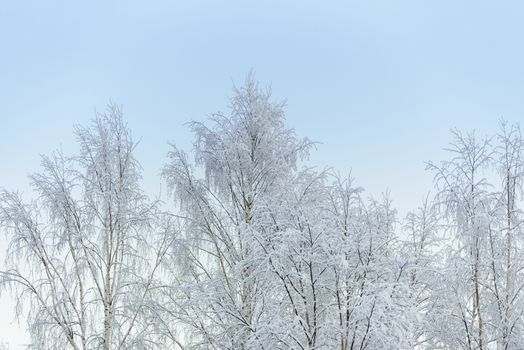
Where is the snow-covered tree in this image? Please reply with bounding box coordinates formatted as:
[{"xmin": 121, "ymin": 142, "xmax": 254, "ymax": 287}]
[
  {"xmin": 486, "ymin": 121, "xmax": 524, "ymax": 349},
  {"xmin": 0, "ymin": 105, "xmax": 174, "ymax": 350},
  {"xmin": 421, "ymin": 123, "xmax": 524, "ymax": 349},
  {"xmin": 160, "ymin": 74, "xmax": 419, "ymax": 350},
  {"xmin": 427, "ymin": 129, "xmax": 493, "ymax": 349},
  {"xmin": 161, "ymin": 72, "xmax": 312, "ymax": 349}
]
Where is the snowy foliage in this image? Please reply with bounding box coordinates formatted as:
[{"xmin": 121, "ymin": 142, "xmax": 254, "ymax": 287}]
[{"xmin": 2, "ymin": 74, "xmax": 524, "ymax": 350}]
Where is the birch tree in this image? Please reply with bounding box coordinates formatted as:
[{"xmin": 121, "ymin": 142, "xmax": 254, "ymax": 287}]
[
  {"xmin": 161, "ymin": 72, "xmax": 312, "ymax": 349},
  {"xmin": 427, "ymin": 129, "xmax": 493, "ymax": 349},
  {"xmin": 422, "ymin": 123, "xmax": 524, "ymax": 349},
  {"xmin": 0, "ymin": 105, "xmax": 173, "ymax": 350},
  {"xmin": 488, "ymin": 121, "xmax": 524, "ymax": 349}
]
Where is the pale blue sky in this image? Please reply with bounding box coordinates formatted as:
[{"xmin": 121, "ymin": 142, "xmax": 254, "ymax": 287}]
[{"xmin": 1, "ymin": 1, "xmax": 524, "ymax": 345}]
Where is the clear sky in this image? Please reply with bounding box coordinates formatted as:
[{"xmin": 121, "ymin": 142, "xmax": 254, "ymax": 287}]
[{"xmin": 1, "ymin": 0, "xmax": 524, "ymax": 347}]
